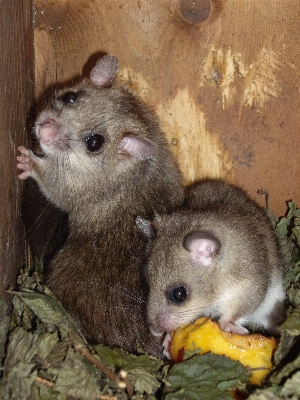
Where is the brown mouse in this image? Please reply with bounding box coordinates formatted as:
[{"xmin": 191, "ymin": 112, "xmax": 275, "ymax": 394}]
[
  {"xmin": 17, "ymin": 55, "xmax": 184, "ymax": 356},
  {"xmin": 137, "ymin": 179, "xmax": 286, "ymax": 343}
]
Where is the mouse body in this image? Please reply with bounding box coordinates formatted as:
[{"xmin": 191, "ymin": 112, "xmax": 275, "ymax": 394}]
[
  {"xmin": 17, "ymin": 55, "xmax": 184, "ymax": 356},
  {"xmin": 137, "ymin": 179, "xmax": 286, "ymax": 340}
]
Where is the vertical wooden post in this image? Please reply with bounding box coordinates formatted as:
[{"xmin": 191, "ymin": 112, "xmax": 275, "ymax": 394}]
[{"xmin": 0, "ymin": 1, "xmax": 34, "ymax": 304}]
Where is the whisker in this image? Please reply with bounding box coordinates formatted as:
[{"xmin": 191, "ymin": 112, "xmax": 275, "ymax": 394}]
[{"xmin": 90, "ymin": 280, "xmax": 146, "ymax": 304}]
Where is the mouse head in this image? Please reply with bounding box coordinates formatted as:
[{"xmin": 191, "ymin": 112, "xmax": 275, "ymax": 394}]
[
  {"xmin": 34, "ymin": 56, "xmax": 180, "ymax": 210},
  {"xmin": 36, "ymin": 55, "xmax": 156, "ymax": 160},
  {"xmin": 136, "ymin": 215, "xmax": 221, "ymax": 335}
]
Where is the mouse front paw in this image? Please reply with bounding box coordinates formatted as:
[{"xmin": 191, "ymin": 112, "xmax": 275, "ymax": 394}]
[
  {"xmin": 17, "ymin": 146, "xmax": 35, "ymax": 179},
  {"xmin": 219, "ymin": 320, "xmax": 249, "ymax": 335},
  {"xmin": 162, "ymin": 332, "xmax": 172, "ymax": 359}
]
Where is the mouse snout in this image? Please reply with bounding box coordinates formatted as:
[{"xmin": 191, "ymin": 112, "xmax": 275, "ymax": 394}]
[
  {"xmin": 149, "ymin": 309, "xmax": 181, "ymax": 335},
  {"xmin": 40, "ymin": 117, "xmax": 57, "ymax": 126},
  {"xmin": 37, "ymin": 117, "xmax": 61, "ymax": 148}
]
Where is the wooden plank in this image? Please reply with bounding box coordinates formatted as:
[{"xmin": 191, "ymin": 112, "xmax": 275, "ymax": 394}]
[
  {"xmin": 0, "ymin": 0, "xmax": 34, "ymax": 301},
  {"xmin": 34, "ymin": 0, "xmax": 300, "ymax": 217}
]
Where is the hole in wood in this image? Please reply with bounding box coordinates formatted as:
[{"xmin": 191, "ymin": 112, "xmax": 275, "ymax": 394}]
[{"xmin": 179, "ymin": 0, "xmax": 211, "ymax": 24}]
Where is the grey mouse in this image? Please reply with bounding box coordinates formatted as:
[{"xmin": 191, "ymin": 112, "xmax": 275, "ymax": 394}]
[
  {"xmin": 137, "ymin": 179, "xmax": 286, "ymax": 343},
  {"xmin": 17, "ymin": 55, "xmax": 184, "ymax": 356}
]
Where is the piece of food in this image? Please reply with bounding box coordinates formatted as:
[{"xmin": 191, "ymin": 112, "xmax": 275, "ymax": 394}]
[{"xmin": 169, "ymin": 318, "xmax": 278, "ymax": 385}]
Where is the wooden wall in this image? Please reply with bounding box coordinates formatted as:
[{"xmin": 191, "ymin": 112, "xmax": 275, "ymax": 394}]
[
  {"xmin": 34, "ymin": 0, "xmax": 300, "ymax": 217},
  {"xmin": 0, "ymin": 1, "xmax": 34, "ymax": 301}
]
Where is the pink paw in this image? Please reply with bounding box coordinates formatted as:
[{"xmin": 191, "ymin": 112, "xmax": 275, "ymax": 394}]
[
  {"xmin": 17, "ymin": 146, "xmax": 34, "ymax": 179},
  {"xmin": 162, "ymin": 333, "xmax": 172, "ymax": 359},
  {"xmin": 219, "ymin": 321, "xmax": 249, "ymax": 335}
]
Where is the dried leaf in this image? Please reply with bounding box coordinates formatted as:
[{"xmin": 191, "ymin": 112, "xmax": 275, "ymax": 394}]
[
  {"xmin": 271, "ymin": 352, "xmax": 300, "ymax": 386},
  {"xmin": 284, "ymin": 261, "xmax": 300, "ymax": 296},
  {"xmin": 276, "ymin": 201, "xmax": 300, "ymax": 266},
  {"xmin": 50, "ymin": 347, "xmax": 102, "ymax": 400},
  {"xmin": 12, "ymin": 290, "xmax": 79, "ymax": 339},
  {"xmin": 2, "ymin": 327, "xmax": 61, "ymax": 399},
  {"xmin": 273, "ymin": 330, "xmax": 296, "ymax": 366},
  {"xmin": 280, "ymin": 371, "xmax": 300, "ymax": 398},
  {"xmin": 6, "ymin": 361, "xmax": 37, "ymax": 400},
  {"xmin": 279, "ymin": 306, "xmax": 300, "ymax": 336},
  {"xmin": 247, "ymin": 389, "xmax": 282, "ymax": 400},
  {"xmin": 163, "ymin": 353, "xmax": 249, "ymax": 400},
  {"xmin": 94, "ymin": 343, "xmax": 162, "ymax": 376},
  {"xmin": 0, "ymin": 299, "xmax": 9, "ymax": 368},
  {"xmin": 94, "ymin": 343, "xmax": 163, "ymax": 395},
  {"xmin": 129, "ymin": 369, "xmax": 161, "ymax": 394},
  {"xmin": 30, "ymin": 382, "xmax": 67, "ymax": 400},
  {"xmin": 292, "ymin": 225, "xmax": 300, "ymax": 247}
]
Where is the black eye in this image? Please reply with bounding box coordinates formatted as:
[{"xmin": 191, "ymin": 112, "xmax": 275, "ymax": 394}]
[
  {"xmin": 170, "ymin": 286, "xmax": 188, "ymax": 303},
  {"xmin": 60, "ymin": 91, "xmax": 78, "ymax": 104},
  {"xmin": 85, "ymin": 134, "xmax": 105, "ymax": 152}
]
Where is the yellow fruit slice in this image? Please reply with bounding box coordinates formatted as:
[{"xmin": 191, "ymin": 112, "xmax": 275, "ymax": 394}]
[{"xmin": 169, "ymin": 318, "xmax": 277, "ymax": 385}]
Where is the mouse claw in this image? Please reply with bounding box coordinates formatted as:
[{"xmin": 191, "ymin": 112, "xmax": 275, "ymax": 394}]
[
  {"xmin": 219, "ymin": 320, "xmax": 249, "ymax": 335},
  {"xmin": 18, "ymin": 145, "xmax": 31, "ymax": 157},
  {"xmin": 17, "ymin": 146, "xmax": 34, "ymax": 179},
  {"xmin": 162, "ymin": 332, "xmax": 172, "ymax": 359}
]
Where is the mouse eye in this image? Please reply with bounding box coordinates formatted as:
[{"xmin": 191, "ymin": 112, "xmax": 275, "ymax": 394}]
[
  {"xmin": 85, "ymin": 134, "xmax": 105, "ymax": 152},
  {"xmin": 169, "ymin": 286, "xmax": 188, "ymax": 303},
  {"xmin": 60, "ymin": 91, "xmax": 78, "ymax": 105}
]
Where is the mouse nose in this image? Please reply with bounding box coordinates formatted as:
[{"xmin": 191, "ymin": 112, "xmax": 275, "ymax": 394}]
[{"xmin": 37, "ymin": 117, "xmax": 60, "ymax": 147}]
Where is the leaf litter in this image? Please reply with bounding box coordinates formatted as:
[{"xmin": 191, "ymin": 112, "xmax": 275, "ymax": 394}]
[{"xmin": 0, "ymin": 202, "xmax": 300, "ymax": 399}]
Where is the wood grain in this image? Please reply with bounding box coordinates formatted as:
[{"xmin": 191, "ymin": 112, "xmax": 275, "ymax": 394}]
[
  {"xmin": 0, "ymin": 0, "xmax": 34, "ymax": 301},
  {"xmin": 34, "ymin": 0, "xmax": 300, "ymax": 216}
]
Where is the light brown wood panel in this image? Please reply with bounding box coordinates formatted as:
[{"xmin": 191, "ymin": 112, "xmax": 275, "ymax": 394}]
[
  {"xmin": 34, "ymin": 0, "xmax": 300, "ymax": 217},
  {"xmin": 0, "ymin": 1, "xmax": 34, "ymax": 301}
]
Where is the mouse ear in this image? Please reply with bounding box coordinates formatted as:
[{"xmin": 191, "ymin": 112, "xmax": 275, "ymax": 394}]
[
  {"xmin": 90, "ymin": 55, "xmax": 119, "ymax": 87},
  {"xmin": 135, "ymin": 216, "xmax": 157, "ymax": 240},
  {"xmin": 183, "ymin": 232, "xmax": 221, "ymax": 266},
  {"xmin": 118, "ymin": 133, "xmax": 156, "ymax": 159}
]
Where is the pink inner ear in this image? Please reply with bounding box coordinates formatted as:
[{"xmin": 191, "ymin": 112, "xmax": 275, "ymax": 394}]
[
  {"xmin": 188, "ymin": 238, "xmax": 219, "ymax": 266},
  {"xmin": 118, "ymin": 134, "xmax": 156, "ymax": 159},
  {"xmin": 90, "ymin": 55, "xmax": 119, "ymax": 87}
]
